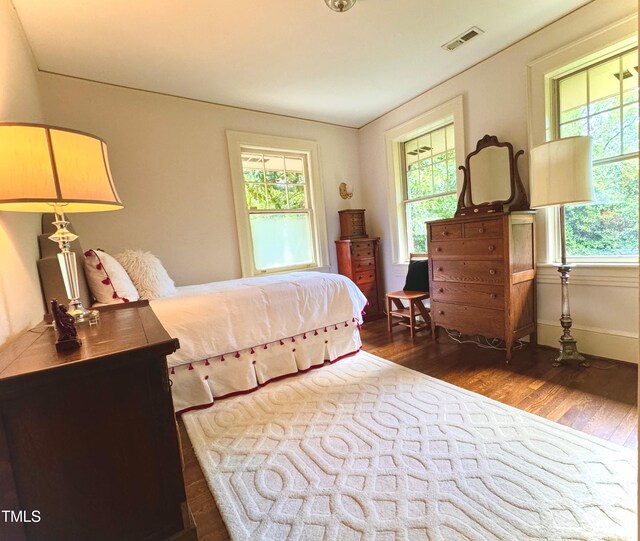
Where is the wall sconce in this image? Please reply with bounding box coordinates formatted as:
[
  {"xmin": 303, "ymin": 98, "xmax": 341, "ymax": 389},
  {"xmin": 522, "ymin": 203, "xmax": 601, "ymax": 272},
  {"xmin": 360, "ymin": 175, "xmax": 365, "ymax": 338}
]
[{"xmin": 339, "ymin": 182, "xmax": 353, "ymax": 199}]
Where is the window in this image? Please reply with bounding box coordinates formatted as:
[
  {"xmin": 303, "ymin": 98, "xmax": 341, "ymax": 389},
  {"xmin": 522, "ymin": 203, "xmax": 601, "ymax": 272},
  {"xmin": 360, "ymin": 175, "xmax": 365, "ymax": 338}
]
[
  {"xmin": 384, "ymin": 95, "xmax": 464, "ymax": 266},
  {"xmin": 227, "ymin": 132, "xmax": 328, "ymax": 276},
  {"xmin": 402, "ymin": 124, "xmax": 457, "ymax": 253},
  {"xmin": 551, "ymin": 47, "xmax": 638, "ymax": 260}
]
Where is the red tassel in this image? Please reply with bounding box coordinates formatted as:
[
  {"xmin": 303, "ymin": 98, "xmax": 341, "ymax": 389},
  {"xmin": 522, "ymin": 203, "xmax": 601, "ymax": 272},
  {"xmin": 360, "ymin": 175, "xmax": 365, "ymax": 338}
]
[
  {"xmin": 101, "ymin": 277, "xmax": 111, "ymax": 285},
  {"xmin": 204, "ymin": 375, "xmax": 209, "ymax": 380},
  {"xmin": 188, "ymin": 363, "xmax": 194, "ymax": 371},
  {"xmin": 235, "ymin": 351, "xmax": 240, "ymax": 358},
  {"xmin": 344, "ymin": 321, "xmax": 348, "ymax": 327},
  {"xmin": 362, "ymin": 311, "xmax": 367, "ymax": 316},
  {"xmin": 325, "ymin": 340, "xmax": 328, "ymax": 344},
  {"xmin": 112, "ymin": 292, "xmax": 118, "ymax": 299},
  {"xmin": 291, "ymin": 337, "xmax": 295, "ymax": 343},
  {"xmin": 314, "ymin": 330, "xmax": 318, "ymax": 336},
  {"xmin": 170, "ymin": 367, "xmax": 175, "ymax": 375},
  {"xmin": 352, "ymin": 317, "xmax": 356, "ymax": 322},
  {"xmin": 263, "ymin": 344, "xmax": 268, "ymax": 349},
  {"xmin": 324, "ymin": 327, "xmax": 327, "ymax": 333},
  {"xmin": 122, "ymin": 298, "xmax": 130, "ymax": 303},
  {"xmin": 357, "ymin": 324, "xmax": 362, "ymax": 330},
  {"xmin": 250, "ymin": 347, "xmax": 255, "ymax": 354},
  {"xmin": 334, "ymin": 324, "xmax": 338, "ymax": 330},
  {"xmin": 96, "ymin": 263, "xmax": 103, "ymax": 270},
  {"xmin": 204, "ymin": 359, "xmax": 210, "ymax": 366},
  {"xmin": 84, "ymin": 250, "xmax": 92, "ymax": 257},
  {"xmin": 366, "ymin": 301, "xmax": 370, "ymax": 307},
  {"xmin": 292, "ymin": 348, "xmax": 296, "ymax": 352},
  {"xmin": 252, "ymin": 360, "xmax": 256, "ymax": 365},
  {"xmin": 280, "ymin": 340, "xmax": 284, "ymax": 345},
  {"xmin": 220, "ymin": 355, "xmax": 225, "ymax": 362},
  {"xmin": 303, "ymin": 333, "xmax": 307, "ymax": 339}
]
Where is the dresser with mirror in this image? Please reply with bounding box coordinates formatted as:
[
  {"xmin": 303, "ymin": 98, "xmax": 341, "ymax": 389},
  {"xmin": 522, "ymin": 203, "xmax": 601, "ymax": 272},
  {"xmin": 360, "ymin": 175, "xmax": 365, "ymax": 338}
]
[{"xmin": 427, "ymin": 135, "xmax": 536, "ymax": 362}]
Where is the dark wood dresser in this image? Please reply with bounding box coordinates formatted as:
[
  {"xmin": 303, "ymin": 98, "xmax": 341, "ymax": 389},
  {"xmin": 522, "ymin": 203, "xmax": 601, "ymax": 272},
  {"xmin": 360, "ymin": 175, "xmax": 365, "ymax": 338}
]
[
  {"xmin": 427, "ymin": 212, "xmax": 536, "ymax": 361},
  {"xmin": 336, "ymin": 237, "xmax": 382, "ymax": 321},
  {"xmin": 0, "ymin": 302, "xmax": 195, "ymax": 541}
]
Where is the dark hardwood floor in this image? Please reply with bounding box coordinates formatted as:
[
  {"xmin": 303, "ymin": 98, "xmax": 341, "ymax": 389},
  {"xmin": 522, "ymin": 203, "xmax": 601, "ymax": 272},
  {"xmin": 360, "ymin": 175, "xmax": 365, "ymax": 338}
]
[{"xmin": 179, "ymin": 319, "xmax": 638, "ymax": 541}]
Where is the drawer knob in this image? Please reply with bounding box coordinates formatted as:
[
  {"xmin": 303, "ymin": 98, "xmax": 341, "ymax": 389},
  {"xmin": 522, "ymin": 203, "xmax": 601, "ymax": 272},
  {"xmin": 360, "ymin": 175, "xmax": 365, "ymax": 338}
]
[
  {"xmin": 438, "ymin": 288, "xmax": 444, "ymax": 293},
  {"xmin": 489, "ymin": 269, "xmax": 496, "ymax": 275},
  {"xmin": 438, "ymin": 310, "xmax": 444, "ymax": 316},
  {"xmin": 490, "ymin": 293, "xmax": 497, "ymax": 299},
  {"xmin": 436, "ymin": 247, "xmax": 442, "ymax": 252},
  {"xmin": 479, "ymin": 227, "xmax": 485, "ymax": 233},
  {"xmin": 442, "ymin": 231, "xmax": 448, "ymax": 236},
  {"xmin": 367, "ymin": 252, "xmax": 371, "ymax": 255},
  {"xmin": 437, "ymin": 267, "xmax": 443, "ymax": 272},
  {"xmin": 488, "ymin": 245, "xmax": 495, "ymax": 252}
]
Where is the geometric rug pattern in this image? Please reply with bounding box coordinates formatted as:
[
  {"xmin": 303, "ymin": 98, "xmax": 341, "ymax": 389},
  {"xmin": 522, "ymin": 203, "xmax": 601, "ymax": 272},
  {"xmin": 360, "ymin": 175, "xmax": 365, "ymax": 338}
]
[{"xmin": 184, "ymin": 351, "xmax": 637, "ymax": 541}]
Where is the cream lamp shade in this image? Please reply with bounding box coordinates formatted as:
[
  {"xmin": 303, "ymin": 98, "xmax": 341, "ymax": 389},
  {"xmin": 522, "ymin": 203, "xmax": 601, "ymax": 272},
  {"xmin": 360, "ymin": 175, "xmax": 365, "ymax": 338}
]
[
  {"xmin": 0, "ymin": 123, "xmax": 123, "ymax": 212},
  {"xmin": 529, "ymin": 136, "xmax": 595, "ymax": 209}
]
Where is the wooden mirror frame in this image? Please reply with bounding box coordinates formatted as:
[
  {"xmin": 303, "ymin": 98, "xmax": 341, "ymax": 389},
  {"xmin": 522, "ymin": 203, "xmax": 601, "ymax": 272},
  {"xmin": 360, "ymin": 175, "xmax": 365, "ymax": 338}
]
[{"xmin": 455, "ymin": 134, "xmax": 529, "ymax": 217}]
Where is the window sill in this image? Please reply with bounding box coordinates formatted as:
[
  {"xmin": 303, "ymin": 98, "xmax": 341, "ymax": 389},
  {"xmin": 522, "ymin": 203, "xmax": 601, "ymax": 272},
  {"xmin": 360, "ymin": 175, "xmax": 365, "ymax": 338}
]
[{"xmin": 536, "ymin": 262, "xmax": 638, "ymax": 288}]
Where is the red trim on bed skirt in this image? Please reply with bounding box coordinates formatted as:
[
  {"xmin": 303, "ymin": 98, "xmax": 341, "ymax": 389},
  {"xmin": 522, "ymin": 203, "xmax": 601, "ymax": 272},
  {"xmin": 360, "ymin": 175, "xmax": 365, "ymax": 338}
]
[{"xmin": 175, "ymin": 348, "xmax": 362, "ymax": 416}]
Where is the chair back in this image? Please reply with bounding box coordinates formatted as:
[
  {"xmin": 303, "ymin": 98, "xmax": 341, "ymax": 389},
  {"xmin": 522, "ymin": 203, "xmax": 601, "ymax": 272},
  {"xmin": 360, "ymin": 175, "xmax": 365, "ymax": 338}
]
[{"xmin": 404, "ymin": 253, "xmax": 429, "ymax": 292}]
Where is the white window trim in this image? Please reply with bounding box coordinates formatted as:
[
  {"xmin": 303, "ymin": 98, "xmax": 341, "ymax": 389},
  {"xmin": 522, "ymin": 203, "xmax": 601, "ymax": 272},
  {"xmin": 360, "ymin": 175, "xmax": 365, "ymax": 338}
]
[
  {"xmin": 527, "ymin": 14, "xmax": 638, "ymax": 272},
  {"xmin": 226, "ymin": 131, "xmax": 329, "ymax": 277},
  {"xmin": 383, "ymin": 95, "xmax": 465, "ymax": 272}
]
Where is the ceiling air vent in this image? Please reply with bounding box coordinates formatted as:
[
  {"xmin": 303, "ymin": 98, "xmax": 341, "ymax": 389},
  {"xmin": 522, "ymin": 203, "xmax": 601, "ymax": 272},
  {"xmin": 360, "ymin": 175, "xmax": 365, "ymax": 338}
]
[{"xmin": 442, "ymin": 26, "xmax": 484, "ymax": 52}]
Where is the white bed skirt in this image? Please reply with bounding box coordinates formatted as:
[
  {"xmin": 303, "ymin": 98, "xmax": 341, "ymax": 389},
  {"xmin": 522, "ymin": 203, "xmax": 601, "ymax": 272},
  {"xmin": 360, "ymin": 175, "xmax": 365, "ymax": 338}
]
[
  {"xmin": 150, "ymin": 272, "xmax": 367, "ymax": 414},
  {"xmin": 169, "ymin": 321, "xmax": 362, "ymax": 414}
]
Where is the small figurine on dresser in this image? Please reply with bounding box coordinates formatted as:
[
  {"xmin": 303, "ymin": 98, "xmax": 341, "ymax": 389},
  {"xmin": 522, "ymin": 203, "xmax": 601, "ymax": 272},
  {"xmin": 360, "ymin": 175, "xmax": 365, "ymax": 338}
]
[{"xmin": 51, "ymin": 299, "xmax": 82, "ymax": 352}]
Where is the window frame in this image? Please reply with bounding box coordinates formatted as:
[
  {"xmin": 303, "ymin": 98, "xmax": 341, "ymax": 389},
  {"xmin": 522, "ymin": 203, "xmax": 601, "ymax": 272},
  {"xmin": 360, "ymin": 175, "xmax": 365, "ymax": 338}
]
[
  {"xmin": 384, "ymin": 95, "xmax": 465, "ymax": 269},
  {"xmin": 226, "ymin": 131, "xmax": 329, "ymax": 277},
  {"xmin": 547, "ymin": 46, "xmax": 639, "ymax": 264},
  {"xmin": 527, "ymin": 15, "xmax": 637, "ymax": 268}
]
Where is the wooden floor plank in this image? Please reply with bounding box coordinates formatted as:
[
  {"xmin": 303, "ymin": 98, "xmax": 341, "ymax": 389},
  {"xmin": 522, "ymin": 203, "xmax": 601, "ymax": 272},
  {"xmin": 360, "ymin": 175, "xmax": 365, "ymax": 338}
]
[{"xmin": 179, "ymin": 319, "xmax": 638, "ymax": 540}]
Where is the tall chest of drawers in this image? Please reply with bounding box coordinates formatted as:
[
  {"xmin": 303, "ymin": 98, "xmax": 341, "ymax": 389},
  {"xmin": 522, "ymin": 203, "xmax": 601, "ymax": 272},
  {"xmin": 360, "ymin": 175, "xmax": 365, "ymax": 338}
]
[
  {"xmin": 427, "ymin": 212, "xmax": 536, "ymax": 362},
  {"xmin": 336, "ymin": 237, "xmax": 381, "ymax": 321}
]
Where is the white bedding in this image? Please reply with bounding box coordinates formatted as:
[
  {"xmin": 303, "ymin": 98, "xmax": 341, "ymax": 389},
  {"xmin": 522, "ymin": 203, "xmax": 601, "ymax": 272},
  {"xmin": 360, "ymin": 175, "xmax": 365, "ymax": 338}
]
[{"xmin": 149, "ymin": 272, "xmax": 368, "ymax": 412}]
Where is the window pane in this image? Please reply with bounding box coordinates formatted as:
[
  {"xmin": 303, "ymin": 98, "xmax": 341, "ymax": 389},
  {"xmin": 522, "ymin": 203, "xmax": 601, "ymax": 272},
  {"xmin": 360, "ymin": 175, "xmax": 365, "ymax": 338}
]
[
  {"xmin": 559, "ymin": 71, "xmax": 587, "ymax": 123},
  {"xmin": 565, "ymin": 159, "xmax": 639, "ymax": 257},
  {"xmin": 445, "ymin": 150, "xmax": 457, "ymax": 192},
  {"xmin": 243, "ymin": 167, "xmax": 264, "ymax": 182},
  {"xmin": 245, "ymin": 184, "xmax": 267, "ymax": 209},
  {"xmin": 406, "ymin": 167, "xmax": 421, "ymax": 199},
  {"xmin": 445, "ymin": 124, "xmax": 455, "ymax": 150},
  {"xmin": 405, "ymin": 139, "xmax": 418, "ymax": 167},
  {"xmin": 250, "ymin": 213, "xmax": 314, "ymax": 270},
  {"xmin": 623, "ymin": 103, "xmax": 639, "ymax": 155},
  {"xmin": 589, "ymin": 58, "xmax": 621, "ymax": 114},
  {"xmin": 589, "ymin": 109, "xmax": 621, "ymax": 160},
  {"xmin": 406, "ymin": 194, "xmax": 457, "ymax": 253},
  {"xmin": 622, "ymin": 51, "xmax": 638, "ymax": 104},
  {"xmin": 284, "ymin": 157, "xmax": 304, "ymax": 175},
  {"xmin": 286, "ymin": 185, "xmax": 307, "ymax": 209},
  {"xmin": 559, "ymin": 118, "xmax": 588, "ymax": 138},
  {"xmin": 265, "ymin": 184, "xmax": 287, "ymax": 209}
]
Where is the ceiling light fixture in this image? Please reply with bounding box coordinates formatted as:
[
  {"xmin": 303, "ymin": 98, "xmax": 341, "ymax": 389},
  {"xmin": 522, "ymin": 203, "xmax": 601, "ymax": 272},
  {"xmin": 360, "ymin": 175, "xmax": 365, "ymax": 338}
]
[{"xmin": 325, "ymin": 0, "xmax": 356, "ymax": 13}]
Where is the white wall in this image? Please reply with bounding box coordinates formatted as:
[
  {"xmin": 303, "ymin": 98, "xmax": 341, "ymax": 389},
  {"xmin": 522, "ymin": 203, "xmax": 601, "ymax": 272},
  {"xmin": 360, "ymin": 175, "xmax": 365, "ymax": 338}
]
[
  {"xmin": 39, "ymin": 75, "xmax": 362, "ymax": 286},
  {"xmin": 0, "ymin": 0, "xmax": 44, "ymax": 347},
  {"xmin": 358, "ymin": 0, "xmax": 638, "ymax": 362}
]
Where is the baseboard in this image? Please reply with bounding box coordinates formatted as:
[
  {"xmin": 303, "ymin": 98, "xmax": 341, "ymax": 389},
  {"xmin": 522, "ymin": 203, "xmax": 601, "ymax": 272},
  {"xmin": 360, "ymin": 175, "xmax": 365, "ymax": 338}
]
[{"xmin": 536, "ymin": 320, "xmax": 638, "ymax": 364}]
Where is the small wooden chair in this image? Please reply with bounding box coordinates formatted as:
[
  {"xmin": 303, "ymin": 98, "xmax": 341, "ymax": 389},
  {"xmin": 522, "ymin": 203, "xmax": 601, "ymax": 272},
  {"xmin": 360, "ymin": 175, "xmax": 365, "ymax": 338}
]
[{"xmin": 386, "ymin": 253, "xmax": 430, "ymax": 339}]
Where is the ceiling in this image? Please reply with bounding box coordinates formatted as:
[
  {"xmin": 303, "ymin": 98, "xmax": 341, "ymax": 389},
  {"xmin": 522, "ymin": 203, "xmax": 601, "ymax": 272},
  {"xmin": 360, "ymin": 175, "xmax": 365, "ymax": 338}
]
[{"xmin": 12, "ymin": 0, "xmax": 592, "ymax": 128}]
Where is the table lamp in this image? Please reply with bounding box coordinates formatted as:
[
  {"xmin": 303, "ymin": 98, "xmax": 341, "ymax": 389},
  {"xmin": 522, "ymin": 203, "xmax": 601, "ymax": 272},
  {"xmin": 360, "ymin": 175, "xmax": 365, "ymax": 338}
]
[
  {"xmin": 530, "ymin": 135, "xmax": 594, "ymax": 367},
  {"xmin": 0, "ymin": 123, "xmax": 123, "ymax": 322}
]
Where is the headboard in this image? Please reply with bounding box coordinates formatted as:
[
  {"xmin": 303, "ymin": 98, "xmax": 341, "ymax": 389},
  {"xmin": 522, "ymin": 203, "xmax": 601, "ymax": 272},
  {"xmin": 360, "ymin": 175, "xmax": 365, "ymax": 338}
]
[{"xmin": 37, "ymin": 213, "xmax": 93, "ymax": 315}]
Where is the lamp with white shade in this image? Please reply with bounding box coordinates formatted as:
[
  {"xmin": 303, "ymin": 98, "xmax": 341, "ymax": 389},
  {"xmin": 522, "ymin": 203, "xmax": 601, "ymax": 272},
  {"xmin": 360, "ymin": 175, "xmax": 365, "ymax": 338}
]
[
  {"xmin": 0, "ymin": 123, "xmax": 123, "ymax": 323},
  {"xmin": 530, "ymin": 135, "xmax": 594, "ymax": 367}
]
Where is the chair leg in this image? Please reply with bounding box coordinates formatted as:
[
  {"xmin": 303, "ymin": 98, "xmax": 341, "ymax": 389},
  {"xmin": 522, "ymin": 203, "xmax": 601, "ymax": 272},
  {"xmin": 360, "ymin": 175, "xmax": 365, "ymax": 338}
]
[
  {"xmin": 409, "ymin": 300, "xmax": 415, "ymax": 339},
  {"xmin": 386, "ymin": 296, "xmax": 393, "ymax": 333}
]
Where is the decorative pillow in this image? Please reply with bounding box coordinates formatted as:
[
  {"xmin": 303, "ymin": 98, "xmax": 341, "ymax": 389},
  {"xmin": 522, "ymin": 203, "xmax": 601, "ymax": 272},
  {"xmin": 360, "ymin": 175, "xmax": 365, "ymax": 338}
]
[
  {"xmin": 115, "ymin": 249, "xmax": 177, "ymax": 300},
  {"xmin": 83, "ymin": 249, "xmax": 140, "ymax": 304},
  {"xmin": 403, "ymin": 260, "xmax": 429, "ymax": 292}
]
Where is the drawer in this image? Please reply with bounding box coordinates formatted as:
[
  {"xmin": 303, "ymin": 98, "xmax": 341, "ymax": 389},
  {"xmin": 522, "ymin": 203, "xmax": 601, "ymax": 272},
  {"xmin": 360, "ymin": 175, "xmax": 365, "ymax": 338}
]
[
  {"xmin": 429, "ymin": 223, "xmax": 462, "ymax": 241},
  {"xmin": 350, "ymin": 240, "xmax": 375, "ymax": 252},
  {"xmin": 431, "ymin": 301, "xmax": 504, "ymax": 338},
  {"xmin": 431, "ymin": 281, "xmax": 504, "ymax": 310},
  {"xmin": 359, "ymin": 280, "xmax": 377, "ymax": 298},
  {"xmin": 352, "ymin": 245, "xmax": 376, "ymax": 259},
  {"xmin": 430, "ymin": 238, "xmax": 503, "ymax": 259},
  {"xmin": 463, "ymin": 219, "xmax": 503, "ymax": 239},
  {"xmin": 353, "ymin": 258, "xmax": 376, "ymax": 272},
  {"xmin": 431, "ymin": 260, "xmax": 503, "ymax": 285},
  {"xmin": 355, "ymin": 270, "xmax": 376, "ymax": 285}
]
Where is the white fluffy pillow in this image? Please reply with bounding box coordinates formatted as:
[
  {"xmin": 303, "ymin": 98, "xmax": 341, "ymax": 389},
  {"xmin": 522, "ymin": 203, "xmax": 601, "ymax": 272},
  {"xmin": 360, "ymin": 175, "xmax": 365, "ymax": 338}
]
[
  {"xmin": 84, "ymin": 249, "xmax": 140, "ymax": 304},
  {"xmin": 115, "ymin": 249, "xmax": 177, "ymax": 300}
]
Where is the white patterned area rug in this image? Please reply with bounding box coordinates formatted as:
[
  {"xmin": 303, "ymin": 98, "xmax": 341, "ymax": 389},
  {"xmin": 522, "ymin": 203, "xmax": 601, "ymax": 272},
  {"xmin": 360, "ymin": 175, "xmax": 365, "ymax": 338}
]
[{"xmin": 183, "ymin": 351, "xmax": 637, "ymax": 541}]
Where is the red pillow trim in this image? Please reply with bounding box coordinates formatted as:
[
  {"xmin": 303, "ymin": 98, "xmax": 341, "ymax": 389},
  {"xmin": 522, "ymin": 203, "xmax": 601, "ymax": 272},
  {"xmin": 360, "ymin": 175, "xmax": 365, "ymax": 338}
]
[{"xmin": 85, "ymin": 249, "xmax": 130, "ymax": 303}]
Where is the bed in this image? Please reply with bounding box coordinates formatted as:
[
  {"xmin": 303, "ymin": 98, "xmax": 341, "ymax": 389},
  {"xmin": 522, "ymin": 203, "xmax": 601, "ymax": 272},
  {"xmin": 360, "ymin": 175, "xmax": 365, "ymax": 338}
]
[{"xmin": 36, "ymin": 216, "xmax": 367, "ymax": 414}]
